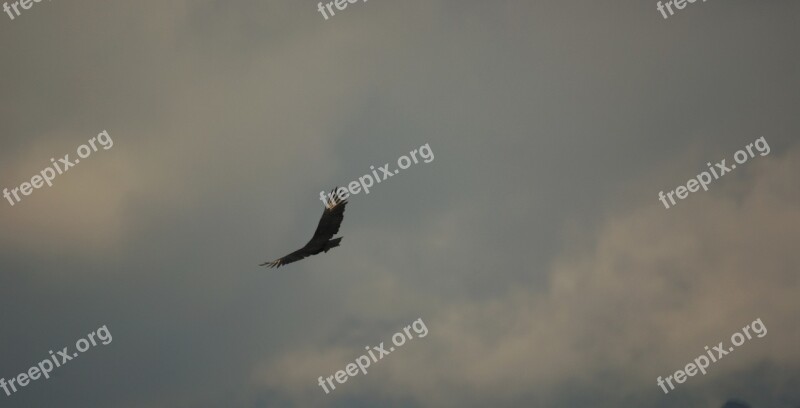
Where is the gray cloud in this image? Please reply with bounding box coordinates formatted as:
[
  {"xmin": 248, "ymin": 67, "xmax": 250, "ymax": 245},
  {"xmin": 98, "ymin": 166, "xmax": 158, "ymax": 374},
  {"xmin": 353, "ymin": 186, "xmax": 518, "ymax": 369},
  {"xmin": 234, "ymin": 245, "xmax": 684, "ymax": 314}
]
[{"xmin": 0, "ymin": 1, "xmax": 798, "ymax": 407}]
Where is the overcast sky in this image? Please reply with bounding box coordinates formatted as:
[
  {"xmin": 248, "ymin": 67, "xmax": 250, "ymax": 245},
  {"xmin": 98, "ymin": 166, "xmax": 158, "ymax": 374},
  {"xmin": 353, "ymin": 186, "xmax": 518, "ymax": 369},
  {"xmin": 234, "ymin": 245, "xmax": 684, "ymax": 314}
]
[{"xmin": 1, "ymin": 1, "xmax": 799, "ymax": 407}]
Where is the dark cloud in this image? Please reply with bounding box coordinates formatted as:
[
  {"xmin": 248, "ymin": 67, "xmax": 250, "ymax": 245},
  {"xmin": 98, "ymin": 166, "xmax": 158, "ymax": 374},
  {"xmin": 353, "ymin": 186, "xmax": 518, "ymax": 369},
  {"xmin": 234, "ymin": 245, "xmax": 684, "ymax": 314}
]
[{"xmin": 1, "ymin": 1, "xmax": 799, "ymax": 407}]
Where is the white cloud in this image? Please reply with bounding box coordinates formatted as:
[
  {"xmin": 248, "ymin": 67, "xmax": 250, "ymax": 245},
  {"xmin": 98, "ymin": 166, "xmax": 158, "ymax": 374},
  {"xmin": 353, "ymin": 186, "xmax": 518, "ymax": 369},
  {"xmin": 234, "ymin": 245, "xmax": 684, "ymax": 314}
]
[{"xmin": 254, "ymin": 146, "xmax": 800, "ymax": 406}]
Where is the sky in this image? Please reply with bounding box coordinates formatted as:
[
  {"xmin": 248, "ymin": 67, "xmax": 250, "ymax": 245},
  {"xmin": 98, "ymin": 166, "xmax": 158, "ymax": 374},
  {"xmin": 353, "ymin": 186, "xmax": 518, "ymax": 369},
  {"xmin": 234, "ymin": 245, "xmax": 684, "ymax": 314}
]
[{"xmin": 1, "ymin": 1, "xmax": 799, "ymax": 407}]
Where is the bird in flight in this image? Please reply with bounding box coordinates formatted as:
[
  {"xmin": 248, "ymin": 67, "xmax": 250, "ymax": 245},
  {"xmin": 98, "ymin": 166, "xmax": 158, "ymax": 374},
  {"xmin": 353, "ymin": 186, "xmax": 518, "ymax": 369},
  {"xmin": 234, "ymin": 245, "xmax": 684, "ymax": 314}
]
[{"xmin": 260, "ymin": 187, "xmax": 348, "ymax": 268}]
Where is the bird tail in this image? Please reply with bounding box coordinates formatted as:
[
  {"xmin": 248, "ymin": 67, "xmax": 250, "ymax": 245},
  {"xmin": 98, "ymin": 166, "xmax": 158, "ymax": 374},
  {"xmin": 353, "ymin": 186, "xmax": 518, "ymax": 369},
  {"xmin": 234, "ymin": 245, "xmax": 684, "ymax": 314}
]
[{"xmin": 323, "ymin": 237, "xmax": 342, "ymax": 252}]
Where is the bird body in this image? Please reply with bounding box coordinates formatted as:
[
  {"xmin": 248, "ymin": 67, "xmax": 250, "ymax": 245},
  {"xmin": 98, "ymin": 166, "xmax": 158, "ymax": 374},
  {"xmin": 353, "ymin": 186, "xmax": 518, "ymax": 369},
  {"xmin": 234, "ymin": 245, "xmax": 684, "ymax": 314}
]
[{"xmin": 260, "ymin": 188, "xmax": 347, "ymax": 268}]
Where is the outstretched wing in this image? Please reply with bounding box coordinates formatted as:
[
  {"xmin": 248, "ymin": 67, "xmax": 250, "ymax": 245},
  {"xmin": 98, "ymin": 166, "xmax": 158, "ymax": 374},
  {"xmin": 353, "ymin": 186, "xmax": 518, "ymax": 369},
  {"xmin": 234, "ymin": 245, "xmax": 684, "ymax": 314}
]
[
  {"xmin": 260, "ymin": 188, "xmax": 348, "ymax": 269},
  {"xmin": 312, "ymin": 187, "xmax": 348, "ymax": 241},
  {"xmin": 259, "ymin": 245, "xmax": 313, "ymax": 268}
]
